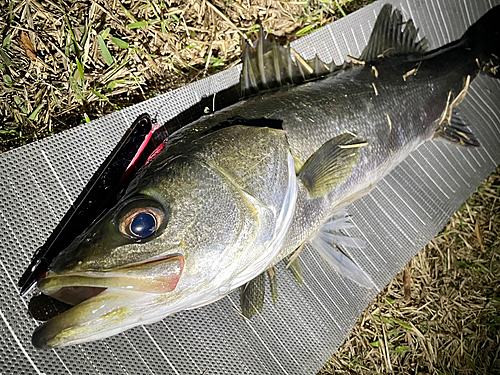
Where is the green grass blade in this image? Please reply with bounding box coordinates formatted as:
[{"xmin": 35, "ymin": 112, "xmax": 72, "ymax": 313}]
[
  {"xmin": 110, "ymin": 37, "xmax": 129, "ymax": 49},
  {"xmin": 296, "ymin": 24, "xmax": 316, "ymax": 36},
  {"xmin": 127, "ymin": 21, "xmax": 149, "ymax": 29},
  {"xmin": 97, "ymin": 35, "xmax": 114, "ymax": 66},
  {"xmin": 2, "ymin": 34, "xmax": 11, "ymax": 48},
  {"xmin": 101, "ymin": 28, "xmax": 110, "ymax": 40},
  {"xmin": 336, "ymin": 1, "xmax": 347, "ymax": 17},
  {"xmin": 76, "ymin": 59, "xmax": 84, "ymax": 81},
  {"xmin": 29, "ymin": 103, "xmax": 44, "ymax": 120},
  {"xmin": 0, "ymin": 49, "xmax": 11, "ymax": 66}
]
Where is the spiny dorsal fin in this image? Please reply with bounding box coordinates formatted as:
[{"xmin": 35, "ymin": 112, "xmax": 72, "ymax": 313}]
[
  {"xmin": 359, "ymin": 4, "xmax": 428, "ymax": 62},
  {"xmin": 436, "ymin": 109, "xmax": 480, "ymax": 147},
  {"xmin": 298, "ymin": 133, "xmax": 366, "ymax": 198},
  {"xmin": 241, "ymin": 26, "xmax": 335, "ymax": 96}
]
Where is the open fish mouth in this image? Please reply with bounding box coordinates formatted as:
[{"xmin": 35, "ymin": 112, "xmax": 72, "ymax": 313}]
[{"xmin": 32, "ymin": 254, "xmax": 184, "ymax": 349}]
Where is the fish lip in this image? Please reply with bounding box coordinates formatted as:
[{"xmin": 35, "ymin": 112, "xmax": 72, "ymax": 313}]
[
  {"xmin": 31, "ymin": 288, "xmax": 149, "ymax": 349},
  {"xmin": 32, "ymin": 254, "xmax": 184, "ymax": 349},
  {"xmin": 39, "ymin": 253, "xmax": 184, "ymax": 297},
  {"xmin": 32, "ymin": 254, "xmax": 185, "ymax": 348},
  {"xmin": 32, "ymin": 325, "xmax": 54, "ymax": 349}
]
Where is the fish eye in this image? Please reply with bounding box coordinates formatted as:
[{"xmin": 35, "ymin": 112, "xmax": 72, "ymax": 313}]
[
  {"xmin": 119, "ymin": 206, "xmax": 164, "ymax": 240},
  {"xmin": 130, "ymin": 212, "xmax": 156, "ymax": 238}
]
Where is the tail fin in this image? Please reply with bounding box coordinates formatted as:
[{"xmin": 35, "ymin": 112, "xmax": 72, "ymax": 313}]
[{"xmin": 462, "ymin": 6, "xmax": 500, "ymax": 79}]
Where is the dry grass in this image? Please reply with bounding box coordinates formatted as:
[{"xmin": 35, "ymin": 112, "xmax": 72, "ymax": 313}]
[
  {"xmin": 0, "ymin": 0, "xmax": 367, "ymax": 152},
  {"xmin": 1, "ymin": 1, "xmax": 499, "ymax": 374}
]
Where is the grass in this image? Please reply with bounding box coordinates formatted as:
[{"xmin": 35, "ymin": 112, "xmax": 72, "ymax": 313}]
[
  {"xmin": 1, "ymin": 0, "xmax": 499, "ymax": 374},
  {"xmin": 0, "ymin": 0, "xmax": 370, "ymax": 152}
]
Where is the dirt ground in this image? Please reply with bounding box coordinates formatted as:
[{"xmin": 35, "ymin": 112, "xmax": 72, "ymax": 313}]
[{"xmin": 1, "ymin": 1, "xmax": 499, "ymax": 374}]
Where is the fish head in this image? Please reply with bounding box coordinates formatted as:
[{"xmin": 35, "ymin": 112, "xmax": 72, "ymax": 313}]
[{"xmin": 33, "ymin": 126, "xmax": 296, "ymax": 348}]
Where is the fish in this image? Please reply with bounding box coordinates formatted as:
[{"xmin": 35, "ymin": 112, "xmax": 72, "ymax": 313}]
[{"xmin": 29, "ymin": 4, "xmax": 500, "ymax": 348}]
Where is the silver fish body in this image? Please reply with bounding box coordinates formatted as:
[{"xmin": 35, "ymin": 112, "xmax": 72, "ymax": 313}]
[{"xmin": 31, "ymin": 4, "xmax": 500, "ymax": 348}]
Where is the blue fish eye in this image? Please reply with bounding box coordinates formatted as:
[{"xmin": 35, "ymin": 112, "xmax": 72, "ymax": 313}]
[{"xmin": 130, "ymin": 212, "xmax": 157, "ymax": 239}]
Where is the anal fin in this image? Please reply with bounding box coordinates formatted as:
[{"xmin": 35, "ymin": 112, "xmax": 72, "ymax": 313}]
[{"xmin": 308, "ymin": 210, "xmax": 375, "ymax": 289}]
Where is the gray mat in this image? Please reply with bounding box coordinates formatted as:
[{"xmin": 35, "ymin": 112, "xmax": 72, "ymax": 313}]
[{"xmin": 1, "ymin": 0, "xmax": 499, "ymax": 374}]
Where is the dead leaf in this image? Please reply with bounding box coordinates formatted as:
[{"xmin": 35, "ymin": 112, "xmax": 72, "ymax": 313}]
[{"xmin": 19, "ymin": 31, "xmax": 36, "ymax": 62}]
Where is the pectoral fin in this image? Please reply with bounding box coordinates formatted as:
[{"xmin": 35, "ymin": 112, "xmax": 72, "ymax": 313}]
[
  {"xmin": 239, "ymin": 261, "xmax": 304, "ymax": 318},
  {"xmin": 308, "ymin": 210, "xmax": 375, "ymax": 289},
  {"xmin": 298, "ymin": 134, "xmax": 365, "ymax": 198}
]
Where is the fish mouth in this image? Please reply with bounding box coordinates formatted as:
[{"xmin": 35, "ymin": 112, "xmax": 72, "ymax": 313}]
[{"xmin": 32, "ymin": 254, "xmax": 184, "ymax": 349}]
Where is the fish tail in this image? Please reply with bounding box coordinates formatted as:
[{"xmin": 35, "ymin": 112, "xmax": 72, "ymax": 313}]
[{"xmin": 462, "ymin": 6, "xmax": 500, "ymax": 79}]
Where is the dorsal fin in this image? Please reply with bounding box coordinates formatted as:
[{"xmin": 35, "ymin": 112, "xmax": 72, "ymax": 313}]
[
  {"xmin": 241, "ymin": 27, "xmax": 335, "ymax": 96},
  {"xmin": 359, "ymin": 4, "xmax": 428, "ymax": 62}
]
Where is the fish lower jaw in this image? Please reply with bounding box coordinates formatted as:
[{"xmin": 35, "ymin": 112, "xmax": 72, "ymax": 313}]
[{"xmin": 32, "ymin": 287, "xmax": 171, "ymax": 349}]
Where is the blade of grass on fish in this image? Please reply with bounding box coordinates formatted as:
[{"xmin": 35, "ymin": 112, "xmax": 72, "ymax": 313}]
[{"xmin": 97, "ymin": 35, "xmax": 114, "ymax": 66}]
